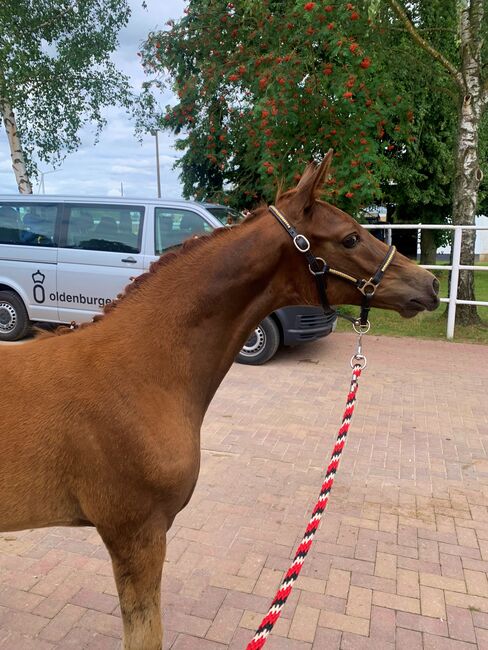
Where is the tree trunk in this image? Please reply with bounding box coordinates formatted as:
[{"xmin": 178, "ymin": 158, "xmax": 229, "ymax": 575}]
[
  {"xmin": 451, "ymin": 0, "xmax": 484, "ymax": 326},
  {"xmin": 0, "ymin": 99, "xmax": 33, "ymax": 194},
  {"xmin": 420, "ymin": 229, "xmax": 437, "ymax": 265}
]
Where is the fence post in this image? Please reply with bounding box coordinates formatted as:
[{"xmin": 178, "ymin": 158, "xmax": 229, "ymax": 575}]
[{"xmin": 446, "ymin": 227, "xmax": 463, "ymax": 339}]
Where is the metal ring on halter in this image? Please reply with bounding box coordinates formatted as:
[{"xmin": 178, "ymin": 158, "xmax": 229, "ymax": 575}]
[
  {"xmin": 353, "ymin": 320, "xmax": 370, "ymax": 335},
  {"xmin": 293, "ymin": 234, "xmax": 310, "ymax": 252},
  {"xmin": 350, "ymin": 353, "xmax": 367, "ymax": 369},
  {"xmin": 308, "ymin": 257, "xmax": 327, "ymax": 276}
]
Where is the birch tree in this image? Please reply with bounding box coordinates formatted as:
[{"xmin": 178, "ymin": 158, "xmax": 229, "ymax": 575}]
[
  {"xmin": 0, "ymin": 0, "xmax": 134, "ymax": 194},
  {"xmin": 377, "ymin": 0, "xmax": 487, "ymax": 324}
]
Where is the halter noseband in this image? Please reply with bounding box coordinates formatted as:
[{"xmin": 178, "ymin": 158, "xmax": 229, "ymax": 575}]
[{"xmin": 268, "ymin": 205, "xmax": 396, "ymax": 327}]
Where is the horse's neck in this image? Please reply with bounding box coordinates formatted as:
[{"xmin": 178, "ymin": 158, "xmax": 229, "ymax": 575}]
[{"xmin": 94, "ymin": 214, "xmax": 300, "ymax": 415}]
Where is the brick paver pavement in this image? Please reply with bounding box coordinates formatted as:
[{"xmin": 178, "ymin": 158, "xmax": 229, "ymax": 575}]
[{"xmin": 1, "ymin": 332, "xmax": 488, "ymax": 649}]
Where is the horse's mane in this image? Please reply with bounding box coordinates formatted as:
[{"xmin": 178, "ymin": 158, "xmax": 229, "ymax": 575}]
[
  {"xmin": 36, "ymin": 225, "xmax": 235, "ymax": 339},
  {"xmin": 35, "ymin": 197, "xmax": 319, "ymax": 341}
]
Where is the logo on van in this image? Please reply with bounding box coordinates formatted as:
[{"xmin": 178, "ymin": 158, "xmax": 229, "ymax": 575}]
[{"xmin": 32, "ymin": 270, "xmax": 46, "ymax": 304}]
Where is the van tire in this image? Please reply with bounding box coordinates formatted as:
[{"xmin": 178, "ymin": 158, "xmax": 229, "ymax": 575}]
[
  {"xmin": 236, "ymin": 316, "xmax": 280, "ymax": 365},
  {"xmin": 0, "ymin": 291, "xmax": 30, "ymax": 341}
]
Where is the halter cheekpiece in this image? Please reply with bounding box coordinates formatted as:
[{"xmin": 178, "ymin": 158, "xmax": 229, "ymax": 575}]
[{"xmin": 268, "ymin": 205, "xmax": 396, "ymax": 327}]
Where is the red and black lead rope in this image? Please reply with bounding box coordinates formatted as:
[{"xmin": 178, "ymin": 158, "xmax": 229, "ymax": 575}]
[{"xmin": 246, "ymin": 364, "xmax": 363, "ymax": 650}]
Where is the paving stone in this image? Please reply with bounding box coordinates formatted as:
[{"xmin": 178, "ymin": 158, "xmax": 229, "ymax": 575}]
[
  {"xmin": 369, "ymin": 605, "xmax": 395, "ymax": 644},
  {"xmin": 325, "ymin": 568, "xmax": 351, "ymax": 600},
  {"xmin": 423, "ymin": 633, "xmax": 477, "ymax": 649},
  {"xmin": 420, "ymin": 585, "xmax": 446, "ymax": 618},
  {"xmin": 446, "ymin": 605, "xmax": 477, "ymax": 643},
  {"xmin": 397, "ymin": 568, "xmax": 420, "ymax": 598},
  {"xmin": 396, "ymin": 611, "xmax": 448, "ymax": 636},
  {"xmin": 345, "ymin": 586, "xmax": 371, "ymax": 620},
  {"xmin": 374, "ymin": 553, "xmax": 396, "ymax": 580},
  {"xmin": 396, "ymin": 627, "xmax": 422, "ymax": 650},
  {"xmin": 341, "ymin": 632, "xmax": 394, "ymax": 649},
  {"xmin": 372, "ymin": 590, "xmax": 420, "ymax": 614},
  {"xmin": 419, "ymin": 572, "xmax": 466, "ymax": 593},
  {"xmin": 464, "ymin": 568, "xmax": 488, "ymax": 597},
  {"xmin": 318, "ymin": 610, "xmax": 369, "ymax": 636},
  {"xmin": 37, "ymin": 605, "xmax": 86, "ymax": 642},
  {"xmin": 205, "ymin": 606, "xmax": 243, "ymax": 644},
  {"xmin": 311, "ymin": 626, "xmax": 341, "ymax": 648},
  {"xmin": 475, "ymin": 626, "xmax": 488, "ymax": 648},
  {"xmin": 288, "ymin": 604, "xmax": 320, "ymax": 642}
]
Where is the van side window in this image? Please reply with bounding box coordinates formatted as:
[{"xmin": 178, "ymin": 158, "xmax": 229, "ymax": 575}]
[
  {"xmin": 155, "ymin": 208, "xmax": 213, "ymax": 255},
  {"xmin": 0, "ymin": 203, "xmax": 57, "ymax": 246},
  {"xmin": 65, "ymin": 205, "xmax": 144, "ymax": 253}
]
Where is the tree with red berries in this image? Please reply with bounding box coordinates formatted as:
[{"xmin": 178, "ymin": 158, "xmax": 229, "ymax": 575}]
[
  {"xmin": 140, "ymin": 1, "xmax": 487, "ymax": 328},
  {"xmin": 139, "ymin": 0, "xmax": 412, "ymax": 212}
]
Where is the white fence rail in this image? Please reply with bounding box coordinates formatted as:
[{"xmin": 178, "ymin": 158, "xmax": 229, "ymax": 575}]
[{"xmin": 363, "ymin": 223, "xmax": 488, "ymax": 339}]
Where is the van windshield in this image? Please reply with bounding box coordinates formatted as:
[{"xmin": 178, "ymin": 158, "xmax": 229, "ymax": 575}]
[{"xmin": 205, "ymin": 206, "xmax": 243, "ymax": 225}]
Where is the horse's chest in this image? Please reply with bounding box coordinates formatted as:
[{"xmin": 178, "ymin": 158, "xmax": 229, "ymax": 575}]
[{"xmin": 142, "ymin": 428, "xmax": 201, "ymax": 512}]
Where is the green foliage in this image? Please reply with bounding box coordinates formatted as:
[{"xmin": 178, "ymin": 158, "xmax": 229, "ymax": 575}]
[
  {"xmin": 139, "ymin": 0, "xmax": 414, "ymax": 210},
  {"xmin": 0, "ymin": 0, "xmax": 134, "ymax": 177},
  {"xmin": 478, "ymin": 111, "xmax": 488, "ymax": 215},
  {"xmin": 371, "ymin": 0, "xmax": 488, "ymax": 224},
  {"xmin": 372, "ymin": 0, "xmax": 459, "ymax": 247}
]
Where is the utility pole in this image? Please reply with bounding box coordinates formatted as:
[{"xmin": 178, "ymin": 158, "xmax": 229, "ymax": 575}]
[
  {"xmin": 38, "ymin": 169, "xmax": 58, "ymax": 194},
  {"xmin": 150, "ymin": 130, "xmax": 162, "ymax": 198}
]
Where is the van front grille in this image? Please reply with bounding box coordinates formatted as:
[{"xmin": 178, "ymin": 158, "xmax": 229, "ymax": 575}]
[{"xmin": 297, "ymin": 314, "xmax": 331, "ymax": 329}]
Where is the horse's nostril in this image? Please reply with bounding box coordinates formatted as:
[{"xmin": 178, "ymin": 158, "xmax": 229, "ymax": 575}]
[{"xmin": 433, "ymin": 277, "xmax": 440, "ymax": 294}]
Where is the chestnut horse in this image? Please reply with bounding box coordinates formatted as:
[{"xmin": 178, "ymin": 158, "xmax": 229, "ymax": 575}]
[{"xmin": 0, "ymin": 153, "xmax": 439, "ymax": 649}]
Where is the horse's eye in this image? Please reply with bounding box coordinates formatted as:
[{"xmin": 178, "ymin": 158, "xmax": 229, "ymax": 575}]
[{"xmin": 343, "ymin": 233, "xmax": 360, "ymax": 249}]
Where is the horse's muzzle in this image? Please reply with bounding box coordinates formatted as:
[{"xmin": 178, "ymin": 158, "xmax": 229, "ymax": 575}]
[{"xmin": 401, "ymin": 276, "xmax": 440, "ymax": 317}]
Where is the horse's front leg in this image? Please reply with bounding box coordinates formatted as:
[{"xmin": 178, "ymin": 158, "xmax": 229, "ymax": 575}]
[{"xmin": 99, "ymin": 523, "xmax": 166, "ymax": 650}]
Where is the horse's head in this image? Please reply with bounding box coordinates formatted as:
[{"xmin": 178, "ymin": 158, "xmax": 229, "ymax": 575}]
[{"xmin": 276, "ymin": 151, "xmax": 440, "ymax": 318}]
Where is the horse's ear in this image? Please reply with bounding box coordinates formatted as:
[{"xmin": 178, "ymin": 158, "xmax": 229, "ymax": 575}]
[{"xmin": 294, "ymin": 149, "xmax": 333, "ymax": 212}]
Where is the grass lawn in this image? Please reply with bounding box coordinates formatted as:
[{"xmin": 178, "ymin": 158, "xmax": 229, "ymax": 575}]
[{"xmin": 336, "ymin": 265, "xmax": 488, "ymax": 344}]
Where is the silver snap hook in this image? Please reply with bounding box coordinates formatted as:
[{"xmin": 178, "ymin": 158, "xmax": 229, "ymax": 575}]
[{"xmin": 350, "ymin": 354, "xmax": 367, "ymax": 370}]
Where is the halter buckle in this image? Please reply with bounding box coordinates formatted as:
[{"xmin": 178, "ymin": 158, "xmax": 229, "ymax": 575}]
[{"xmin": 293, "ymin": 234, "xmax": 310, "ymax": 252}]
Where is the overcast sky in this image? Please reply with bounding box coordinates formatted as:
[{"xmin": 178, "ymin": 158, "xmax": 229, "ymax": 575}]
[{"xmin": 0, "ymin": 0, "xmax": 186, "ymax": 198}]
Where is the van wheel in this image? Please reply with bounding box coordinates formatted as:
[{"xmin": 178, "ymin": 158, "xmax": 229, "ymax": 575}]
[
  {"xmin": 236, "ymin": 316, "xmax": 280, "ymax": 365},
  {"xmin": 0, "ymin": 291, "xmax": 30, "ymax": 341}
]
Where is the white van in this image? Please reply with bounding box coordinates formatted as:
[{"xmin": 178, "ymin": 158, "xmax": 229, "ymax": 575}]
[{"xmin": 0, "ymin": 196, "xmax": 336, "ymax": 363}]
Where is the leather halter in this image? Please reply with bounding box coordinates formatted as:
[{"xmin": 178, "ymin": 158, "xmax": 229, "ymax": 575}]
[{"xmin": 268, "ymin": 205, "xmax": 396, "ymax": 327}]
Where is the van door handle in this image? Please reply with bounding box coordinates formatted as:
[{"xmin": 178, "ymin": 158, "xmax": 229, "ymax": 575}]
[{"xmin": 121, "ymin": 257, "xmax": 137, "ymax": 263}]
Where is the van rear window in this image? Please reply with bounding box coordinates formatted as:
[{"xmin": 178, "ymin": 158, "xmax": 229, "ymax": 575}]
[
  {"xmin": 64, "ymin": 205, "xmax": 144, "ymax": 253},
  {"xmin": 0, "ymin": 203, "xmax": 58, "ymax": 246}
]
